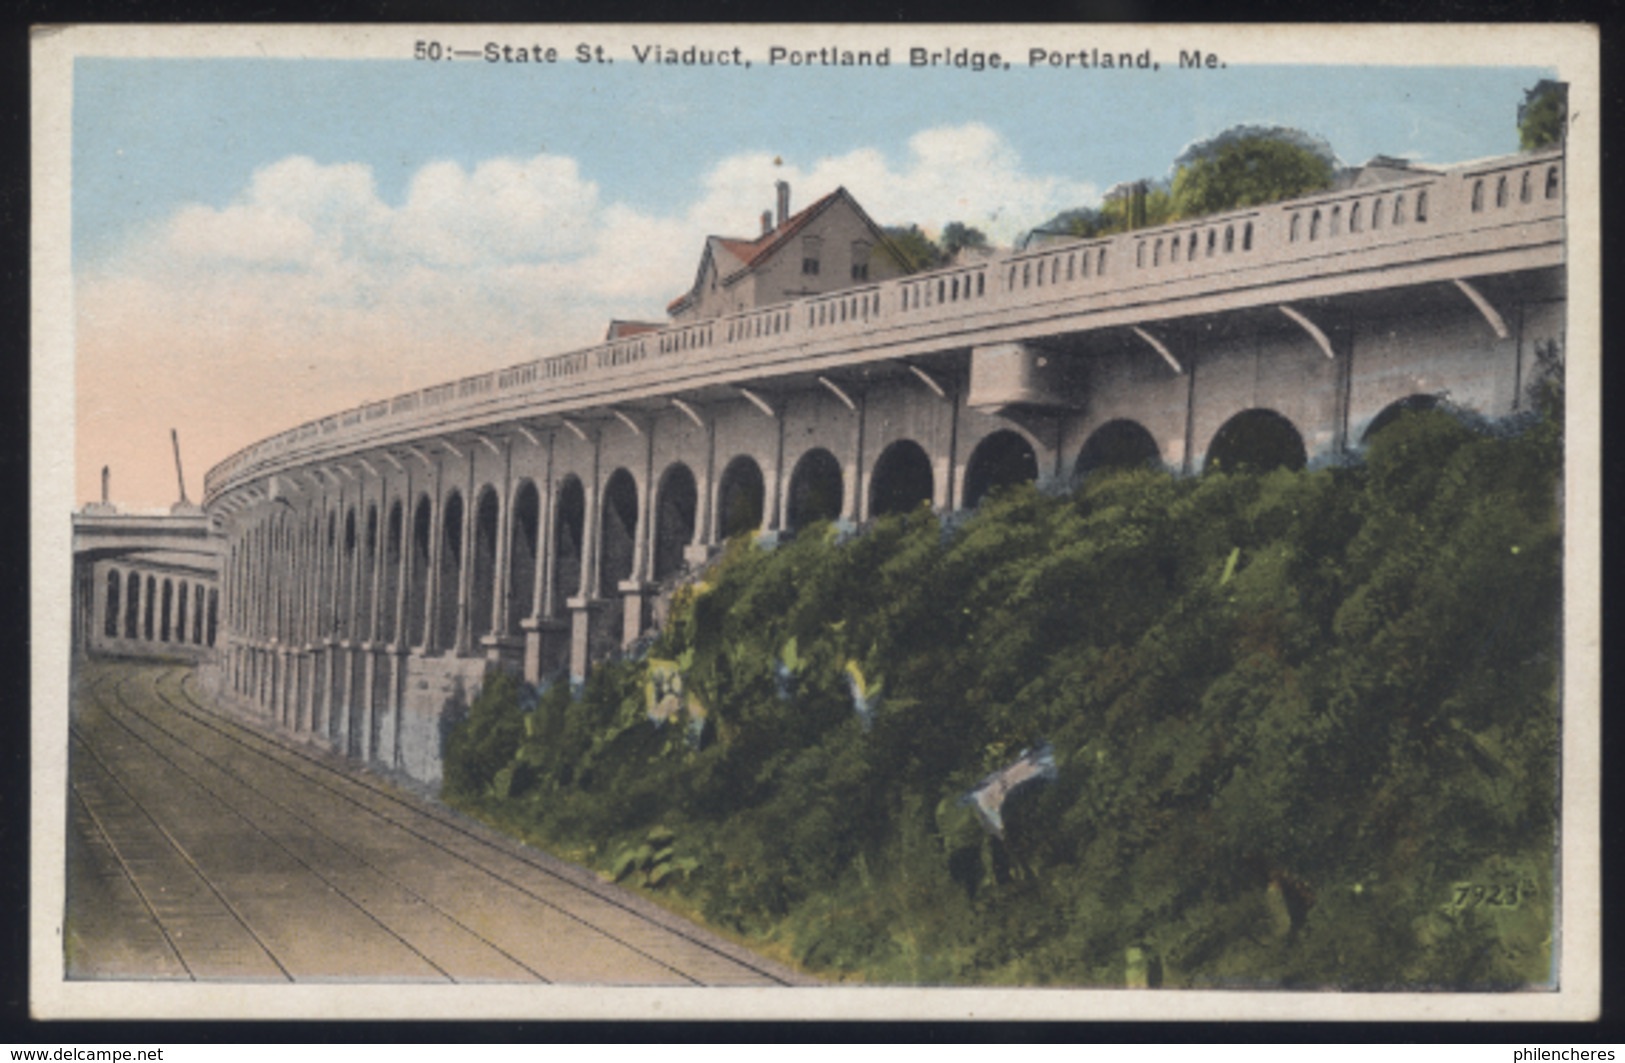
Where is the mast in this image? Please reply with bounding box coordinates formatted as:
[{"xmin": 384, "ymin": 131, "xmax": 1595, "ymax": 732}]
[{"xmin": 171, "ymin": 429, "xmax": 189, "ymax": 504}]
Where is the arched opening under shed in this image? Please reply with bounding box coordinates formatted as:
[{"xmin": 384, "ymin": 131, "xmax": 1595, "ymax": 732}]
[
  {"xmin": 599, "ymin": 469, "xmax": 639, "ymax": 599},
  {"xmin": 1361, "ymin": 394, "xmax": 1444, "ymax": 445},
  {"xmin": 408, "ymin": 496, "xmax": 432, "ymax": 648},
  {"xmin": 869, "ymin": 439, "xmax": 935, "ymax": 519},
  {"xmin": 471, "ymin": 487, "xmax": 500, "ymax": 640},
  {"xmin": 786, "ymin": 448, "xmax": 844, "ymax": 534},
  {"xmin": 507, "ymin": 480, "xmax": 539, "ymax": 634},
  {"xmin": 718, "ymin": 456, "xmax": 766, "ymax": 540},
  {"xmin": 653, "ymin": 464, "xmax": 697, "ymax": 581},
  {"xmin": 963, "ymin": 430, "xmax": 1038, "ymax": 509},
  {"xmin": 436, "ymin": 491, "xmax": 465, "ymax": 651},
  {"xmin": 1075, "ymin": 419, "xmax": 1162, "ymax": 482},
  {"xmin": 1204, "ymin": 409, "xmax": 1307, "ymax": 474},
  {"xmin": 551, "ymin": 476, "xmax": 585, "ymax": 616}
]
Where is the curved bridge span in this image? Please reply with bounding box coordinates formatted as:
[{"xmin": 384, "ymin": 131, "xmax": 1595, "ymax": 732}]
[{"xmin": 203, "ymin": 149, "xmax": 1567, "ymax": 785}]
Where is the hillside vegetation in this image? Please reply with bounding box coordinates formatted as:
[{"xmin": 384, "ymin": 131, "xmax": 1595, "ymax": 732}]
[{"xmin": 443, "ymin": 395, "xmax": 1562, "ymax": 988}]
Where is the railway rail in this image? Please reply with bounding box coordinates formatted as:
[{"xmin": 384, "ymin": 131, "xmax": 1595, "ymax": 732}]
[{"xmin": 65, "ymin": 659, "xmax": 814, "ymax": 985}]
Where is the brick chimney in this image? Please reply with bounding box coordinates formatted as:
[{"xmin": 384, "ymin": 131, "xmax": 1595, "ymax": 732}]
[
  {"xmin": 776, "ymin": 180, "xmax": 790, "ymax": 229},
  {"xmin": 762, "ymin": 210, "xmax": 773, "ymax": 236}
]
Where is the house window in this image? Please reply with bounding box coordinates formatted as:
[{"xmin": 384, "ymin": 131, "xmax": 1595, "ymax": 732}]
[
  {"xmin": 851, "ymin": 241, "xmax": 871, "ymax": 281},
  {"xmin": 802, "ymin": 236, "xmax": 823, "ymax": 277}
]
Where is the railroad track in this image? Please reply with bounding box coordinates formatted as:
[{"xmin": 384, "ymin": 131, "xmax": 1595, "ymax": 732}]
[{"xmin": 65, "ymin": 658, "xmax": 814, "ymax": 985}]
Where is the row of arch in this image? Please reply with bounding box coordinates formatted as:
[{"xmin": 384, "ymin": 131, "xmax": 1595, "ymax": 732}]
[
  {"xmin": 225, "ymin": 397, "xmax": 1437, "ymax": 667},
  {"xmin": 102, "ymin": 566, "xmax": 219, "ymax": 648}
]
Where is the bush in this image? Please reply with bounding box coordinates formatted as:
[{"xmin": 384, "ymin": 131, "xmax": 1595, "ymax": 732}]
[{"xmin": 441, "ymin": 403, "xmax": 1561, "ymax": 987}]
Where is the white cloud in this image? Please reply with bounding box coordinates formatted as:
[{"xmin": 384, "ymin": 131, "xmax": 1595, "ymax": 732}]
[{"xmin": 78, "ymin": 125, "xmax": 1101, "ymax": 506}]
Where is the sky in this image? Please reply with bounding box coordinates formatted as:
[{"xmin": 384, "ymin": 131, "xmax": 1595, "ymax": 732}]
[{"xmin": 70, "ymin": 54, "xmax": 1553, "ymax": 508}]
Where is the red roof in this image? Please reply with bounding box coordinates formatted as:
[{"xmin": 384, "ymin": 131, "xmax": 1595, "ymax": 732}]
[{"xmin": 667, "ymin": 190, "xmax": 848, "ymax": 313}]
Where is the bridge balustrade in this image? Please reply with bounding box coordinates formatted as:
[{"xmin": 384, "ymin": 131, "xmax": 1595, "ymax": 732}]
[{"xmin": 202, "ymin": 149, "xmax": 1564, "ymax": 505}]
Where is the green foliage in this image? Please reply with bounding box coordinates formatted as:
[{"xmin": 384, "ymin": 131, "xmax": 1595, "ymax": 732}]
[
  {"xmin": 1518, "ymin": 80, "xmax": 1568, "ymax": 151},
  {"xmin": 1170, "ymin": 136, "xmax": 1334, "ymax": 217},
  {"xmin": 441, "ymin": 670, "xmax": 527, "ymax": 800},
  {"xmin": 940, "ymin": 221, "xmax": 989, "ymax": 257},
  {"xmin": 881, "ymin": 225, "xmax": 942, "ymax": 271},
  {"xmin": 883, "ymin": 221, "xmax": 991, "ymax": 270},
  {"xmin": 443, "ymin": 404, "xmax": 1561, "ymax": 987}
]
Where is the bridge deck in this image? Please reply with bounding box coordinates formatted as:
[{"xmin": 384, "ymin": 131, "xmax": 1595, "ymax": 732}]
[
  {"xmin": 204, "ymin": 148, "xmax": 1565, "ymax": 504},
  {"xmin": 66, "ymin": 659, "xmax": 814, "ymax": 985}
]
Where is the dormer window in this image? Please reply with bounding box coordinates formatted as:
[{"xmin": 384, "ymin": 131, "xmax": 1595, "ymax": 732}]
[{"xmin": 803, "ymin": 236, "xmax": 823, "ymax": 276}]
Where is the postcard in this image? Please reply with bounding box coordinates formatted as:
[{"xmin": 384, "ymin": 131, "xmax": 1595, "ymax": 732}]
[{"xmin": 32, "ymin": 23, "xmax": 1600, "ymax": 1021}]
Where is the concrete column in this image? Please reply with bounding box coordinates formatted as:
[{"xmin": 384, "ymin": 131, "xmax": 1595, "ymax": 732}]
[
  {"xmin": 423, "ymin": 460, "xmax": 444, "ymax": 654},
  {"xmin": 346, "ymin": 502, "xmax": 365, "ymax": 642},
  {"xmin": 1331, "ymin": 314, "xmax": 1355, "ymax": 456},
  {"xmin": 619, "ymin": 416, "xmax": 657, "ymax": 647},
  {"xmin": 392, "ymin": 464, "xmax": 415, "ymax": 652},
  {"xmin": 764, "ymin": 408, "xmax": 786, "ymax": 535},
  {"xmin": 523, "ymin": 432, "xmax": 560, "ymax": 685},
  {"xmin": 851, "ymin": 389, "xmax": 870, "ymax": 523},
  {"xmin": 454, "ymin": 451, "xmax": 475, "ymax": 656},
  {"xmin": 279, "ymin": 647, "xmax": 294, "ymax": 728},
  {"xmin": 535, "ymin": 431, "xmax": 557, "ymax": 622},
  {"xmin": 332, "ymin": 644, "xmax": 352, "ymax": 751},
  {"xmin": 1181, "ymin": 353, "xmax": 1200, "ymax": 476},
  {"xmin": 945, "ymin": 382, "xmax": 962, "ymax": 512},
  {"xmin": 366, "ymin": 476, "xmax": 387, "ymax": 644},
  {"xmin": 358, "ymin": 648, "xmax": 379, "ymax": 762},
  {"xmin": 685, "ymin": 409, "xmax": 716, "ymax": 567},
  {"xmin": 581, "ymin": 429, "xmax": 603, "ymax": 606},
  {"xmin": 90, "ymin": 564, "xmax": 107, "ymax": 652},
  {"xmin": 569, "ymin": 428, "xmax": 604, "ymax": 682},
  {"xmin": 244, "ymin": 529, "xmax": 256, "ymax": 641},
  {"xmin": 490, "ymin": 439, "xmax": 513, "ymax": 642},
  {"xmin": 484, "ymin": 441, "xmax": 524, "ymax": 670}
]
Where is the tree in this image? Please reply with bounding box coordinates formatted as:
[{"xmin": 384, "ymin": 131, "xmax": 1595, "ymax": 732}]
[
  {"xmin": 1518, "ymin": 80, "xmax": 1567, "ymax": 151},
  {"xmin": 940, "ymin": 222, "xmax": 989, "ymax": 258},
  {"xmin": 1170, "ymin": 134, "xmax": 1334, "ymax": 218},
  {"xmin": 880, "ymin": 224, "xmax": 941, "ymax": 272}
]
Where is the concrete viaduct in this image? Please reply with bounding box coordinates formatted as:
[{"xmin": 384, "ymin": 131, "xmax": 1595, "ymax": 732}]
[
  {"xmin": 72, "ymin": 509, "xmax": 221, "ymax": 663},
  {"xmin": 198, "ymin": 147, "xmax": 1567, "ymax": 784}
]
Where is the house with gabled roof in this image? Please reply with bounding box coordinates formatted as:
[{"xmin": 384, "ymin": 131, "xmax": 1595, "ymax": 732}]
[{"xmin": 667, "ymin": 182, "xmax": 913, "ymax": 324}]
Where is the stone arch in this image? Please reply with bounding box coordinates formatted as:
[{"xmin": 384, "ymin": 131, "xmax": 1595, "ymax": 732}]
[
  {"xmin": 408, "ymin": 494, "xmax": 432, "ymax": 648},
  {"xmin": 104, "ymin": 569, "xmax": 121, "ymax": 639},
  {"xmin": 125, "ymin": 570, "xmax": 141, "ymax": 639},
  {"xmin": 1204, "ymin": 409, "xmax": 1307, "ymax": 474},
  {"xmin": 1076, "ymin": 419, "xmax": 1162, "ymax": 481},
  {"xmin": 551, "ymin": 475, "xmax": 585, "ymax": 616},
  {"xmin": 869, "ymin": 439, "xmax": 935, "ymax": 518},
  {"xmin": 507, "ymin": 479, "xmax": 540, "ymax": 634},
  {"xmin": 436, "ymin": 490, "xmax": 464, "ymax": 651},
  {"xmin": 653, "ymin": 463, "xmax": 697, "ymax": 581},
  {"xmin": 717, "ymin": 455, "xmax": 765, "ymax": 539},
  {"xmin": 599, "ymin": 468, "xmax": 639, "ymax": 598},
  {"xmin": 471, "ymin": 486, "xmax": 500, "ymax": 641},
  {"xmin": 963, "ymin": 429, "xmax": 1039, "ymax": 508},
  {"xmin": 1360, "ymin": 394, "xmax": 1444, "ymax": 445},
  {"xmin": 786, "ymin": 447, "xmax": 844, "ymax": 533}
]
